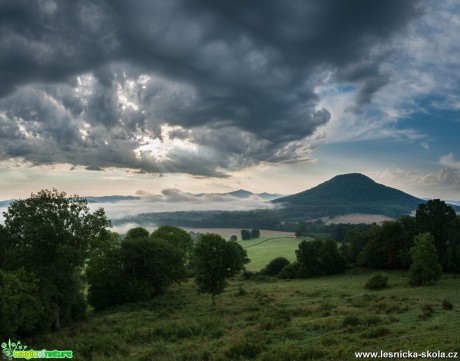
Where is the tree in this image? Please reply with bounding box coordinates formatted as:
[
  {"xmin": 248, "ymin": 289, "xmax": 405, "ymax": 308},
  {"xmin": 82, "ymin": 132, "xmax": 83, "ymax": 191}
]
[
  {"xmin": 415, "ymin": 200, "xmax": 457, "ymax": 263},
  {"xmin": 409, "ymin": 233, "xmax": 442, "ymax": 286},
  {"xmin": 0, "ymin": 269, "xmax": 50, "ymax": 336},
  {"xmin": 295, "ymin": 239, "xmax": 323, "ymax": 277},
  {"xmin": 122, "ymin": 237, "xmax": 187, "ymax": 298},
  {"xmin": 250, "ymin": 229, "xmax": 260, "ymax": 239},
  {"xmin": 318, "ymin": 239, "xmax": 347, "ymax": 275},
  {"xmin": 125, "ymin": 227, "xmax": 149, "ymax": 240},
  {"xmin": 150, "ymin": 225, "xmax": 194, "ymax": 257},
  {"xmin": 86, "ymin": 247, "xmax": 127, "ymax": 311},
  {"xmin": 342, "ymin": 228, "xmax": 368, "ymax": 263},
  {"xmin": 1, "ymin": 189, "xmax": 111, "ymax": 330},
  {"xmin": 193, "ymin": 234, "xmax": 249, "ymax": 305},
  {"xmin": 241, "ymin": 229, "xmax": 251, "ymax": 240},
  {"xmin": 86, "ymin": 235, "xmax": 187, "ymax": 311}
]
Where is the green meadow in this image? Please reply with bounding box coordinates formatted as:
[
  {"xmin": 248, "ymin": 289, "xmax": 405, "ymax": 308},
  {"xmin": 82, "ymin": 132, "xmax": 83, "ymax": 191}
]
[
  {"xmin": 238, "ymin": 236, "xmax": 309, "ymax": 271},
  {"xmin": 27, "ymin": 269, "xmax": 460, "ymax": 361}
]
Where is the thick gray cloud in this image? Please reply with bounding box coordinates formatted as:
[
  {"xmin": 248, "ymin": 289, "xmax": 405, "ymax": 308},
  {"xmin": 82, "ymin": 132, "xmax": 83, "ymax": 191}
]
[{"xmin": 0, "ymin": 0, "xmax": 423, "ymax": 176}]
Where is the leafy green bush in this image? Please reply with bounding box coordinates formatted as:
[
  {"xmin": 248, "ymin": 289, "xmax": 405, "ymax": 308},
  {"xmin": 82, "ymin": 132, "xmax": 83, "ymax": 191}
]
[
  {"xmin": 420, "ymin": 304, "xmax": 434, "ymax": 319},
  {"xmin": 240, "ymin": 270, "xmax": 257, "ymax": 280},
  {"xmin": 442, "ymin": 299, "xmax": 453, "ymax": 310},
  {"xmin": 262, "ymin": 257, "xmax": 290, "ymax": 276},
  {"xmin": 365, "ymin": 273, "xmax": 389, "ymax": 290},
  {"xmin": 278, "ymin": 261, "xmax": 300, "ymax": 279}
]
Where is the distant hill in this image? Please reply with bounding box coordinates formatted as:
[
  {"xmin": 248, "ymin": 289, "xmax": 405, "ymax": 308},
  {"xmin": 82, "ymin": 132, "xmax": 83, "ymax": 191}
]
[
  {"xmin": 193, "ymin": 189, "xmax": 283, "ymax": 200},
  {"xmin": 273, "ymin": 173, "xmax": 427, "ymax": 218},
  {"xmin": 226, "ymin": 189, "xmax": 255, "ymax": 198},
  {"xmin": 0, "ymin": 199, "xmax": 14, "ymax": 208},
  {"xmin": 86, "ymin": 195, "xmax": 140, "ymax": 203},
  {"xmin": 225, "ymin": 189, "xmax": 283, "ymax": 200}
]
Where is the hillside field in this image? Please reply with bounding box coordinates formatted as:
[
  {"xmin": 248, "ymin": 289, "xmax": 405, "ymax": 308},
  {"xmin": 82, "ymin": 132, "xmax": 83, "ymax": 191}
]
[
  {"xmin": 237, "ymin": 236, "xmax": 308, "ymax": 271},
  {"xmin": 183, "ymin": 228, "xmax": 294, "ymax": 238},
  {"xmin": 325, "ymin": 213, "xmax": 394, "ymax": 225},
  {"xmin": 27, "ymin": 270, "xmax": 460, "ymax": 361}
]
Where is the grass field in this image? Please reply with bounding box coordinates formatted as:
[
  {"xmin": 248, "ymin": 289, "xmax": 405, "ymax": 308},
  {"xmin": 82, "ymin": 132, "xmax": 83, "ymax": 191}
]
[
  {"xmin": 27, "ymin": 269, "xmax": 460, "ymax": 361},
  {"xmin": 325, "ymin": 213, "xmax": 394, "ymax": 225},
  {"xmin": 183, "ymin": 228, "xmax": 294, "ymax": 238},
  {"xmin": 238, "ymin": 236, "xmax": 309, "ymax": 271}
]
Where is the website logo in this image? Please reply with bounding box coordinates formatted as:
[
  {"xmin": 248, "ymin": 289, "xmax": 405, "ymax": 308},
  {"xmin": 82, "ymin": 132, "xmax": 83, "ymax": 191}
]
[{"xmin": 1, "ymin": 339, "xmax": 73, "ymax": 360}]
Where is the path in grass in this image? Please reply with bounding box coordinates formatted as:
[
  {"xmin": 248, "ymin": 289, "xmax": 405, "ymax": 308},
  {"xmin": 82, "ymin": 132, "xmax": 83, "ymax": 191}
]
[{"xmin": 238, "ymin": 236, "xmax": 311, "ymax": 271}]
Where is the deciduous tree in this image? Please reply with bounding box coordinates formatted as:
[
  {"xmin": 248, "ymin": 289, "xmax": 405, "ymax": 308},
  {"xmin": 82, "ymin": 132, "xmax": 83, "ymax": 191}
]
[
  {"xmin": 241, "ymin": 229, "xmax": 251, "ymax": 241},
  {"xmin": 193, "ymin": 234, "xmax": 249, "ymax": 305},
  {"xmin": 409, "ymin": 233, "xmax": 442, "ymax": 285},
  {"xmin": 150, "ymin": 225, "xmax": 194, "ymax": 258},
  {"xmin": 1, "ymin": 189, "xmax": 110, "ymax": 330},
  {"xmin": 250, "ymin": 229, "xmax": 260, "ymax": 238}
]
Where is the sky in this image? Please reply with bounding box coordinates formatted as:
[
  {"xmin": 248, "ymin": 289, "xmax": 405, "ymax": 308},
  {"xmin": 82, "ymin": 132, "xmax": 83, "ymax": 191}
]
[{"xmin": 1, "ymin": 0, "xmax": 460, "ymax": 211}]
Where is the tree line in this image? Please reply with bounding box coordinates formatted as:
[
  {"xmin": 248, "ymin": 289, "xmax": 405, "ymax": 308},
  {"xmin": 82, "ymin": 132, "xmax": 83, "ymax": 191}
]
[
  {"xmin": 1, "ymin": 190, "xmax": 457, "ymax": 337},
  {"xmin": 244, "ymin": 199, "xmax": 459, "ymax": 287},
  {"xmin": 0, "ymin": 190, "xmax": 248, "ymax": 337},
  {"xmin": 240, "ymin": 229, "xmax": 260, "ymax": 240},
  {"xmin": 339, "ymin": 199, "xmax": 460, "ymax": 273}
]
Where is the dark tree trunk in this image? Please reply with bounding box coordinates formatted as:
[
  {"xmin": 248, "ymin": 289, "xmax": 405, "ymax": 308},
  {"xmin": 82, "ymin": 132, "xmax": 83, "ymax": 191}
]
[{"xmin": 52, "ymin": 298, "xmax": 61, "ymax": 331}]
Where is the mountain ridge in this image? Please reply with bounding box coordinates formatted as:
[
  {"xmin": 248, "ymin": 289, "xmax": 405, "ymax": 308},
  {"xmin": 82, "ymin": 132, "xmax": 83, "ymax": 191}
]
[{"xmin": 273, "ymin": 173, "xmax": 433, "ymax": 217}]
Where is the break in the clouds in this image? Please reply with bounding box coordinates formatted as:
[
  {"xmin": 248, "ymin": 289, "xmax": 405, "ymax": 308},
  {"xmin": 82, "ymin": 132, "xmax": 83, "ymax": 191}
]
[{"xmin": 0, "ymin": 0, "xmax": 424, "ymax": 177}]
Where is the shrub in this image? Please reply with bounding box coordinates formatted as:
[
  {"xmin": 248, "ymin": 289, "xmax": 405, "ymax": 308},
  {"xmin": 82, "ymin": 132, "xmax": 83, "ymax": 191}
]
[
  {"xmin": 225, "ymin": 337, "xmax": 265, "ymax": 359},
  {"xmin": 278, "ymin": 261, "xmax": 300, "ymax": 279},
  {"xmin": 235, "ymin": 285, "xmax": 247, "ymax": 296},
  {"xmin": 365, "ymin": 273, "xmax": 389, "ymax": 290},
  {"xmin": 258, "ymin": 343, "xmax": 325, "ymax": 361},
  {"xmin": 342, "ymin": 315, "xmax": 361, "ymax": 327},
  {"xmin": 362, "ymin": 326, "xmax": 391, "ymax": 339},
  {"xmin": 420, "ymin": 304, "xmax": 434, "ymax": 319},
  {"xmin": 442, "ymin": 299, "xmax": 453, "ymax": 310},
  {"xmin": 240, "ymin": 270, "xmax": 256, "ymax": 280},
  {"xmin": 262, "ymin": 257, "xmax": 290, "ymax": 276}
]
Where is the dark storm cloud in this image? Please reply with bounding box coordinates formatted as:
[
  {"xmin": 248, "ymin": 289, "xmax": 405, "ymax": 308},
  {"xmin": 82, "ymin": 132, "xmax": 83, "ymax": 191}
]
[{"xmin": 0, "ymin": 0, "xmax": 423, "ymax": 175}]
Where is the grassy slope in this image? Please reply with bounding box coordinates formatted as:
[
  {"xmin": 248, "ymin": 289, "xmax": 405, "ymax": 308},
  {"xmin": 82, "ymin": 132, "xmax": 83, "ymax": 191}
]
[
  {"xmin": 28, "ymin": 270, "xmax": 460, "ymax": 361},
  {"xmin": 238, "ymin": 236, "xmax": 308, "ymax": 271}
]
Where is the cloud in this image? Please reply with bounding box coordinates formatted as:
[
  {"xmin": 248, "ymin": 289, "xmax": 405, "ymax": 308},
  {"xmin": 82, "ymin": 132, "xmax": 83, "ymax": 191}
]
[
  {"xmin": 0, "ymin": 0, "xmax": 423, "ymax": 176},
  {"xmin": 312, "ymin": 0, "xmax": 460, "ymax": 148},
  {"xmin": 440, "ymin": 154, "xmax": 460, "ymax": 169},
  {"xmin": 87, "ymin": 188, "xmax": 277, "ymax": 220},
  {"xmin": 370, "ymin": 167, "xmax": 460, "ymax": 199}
]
